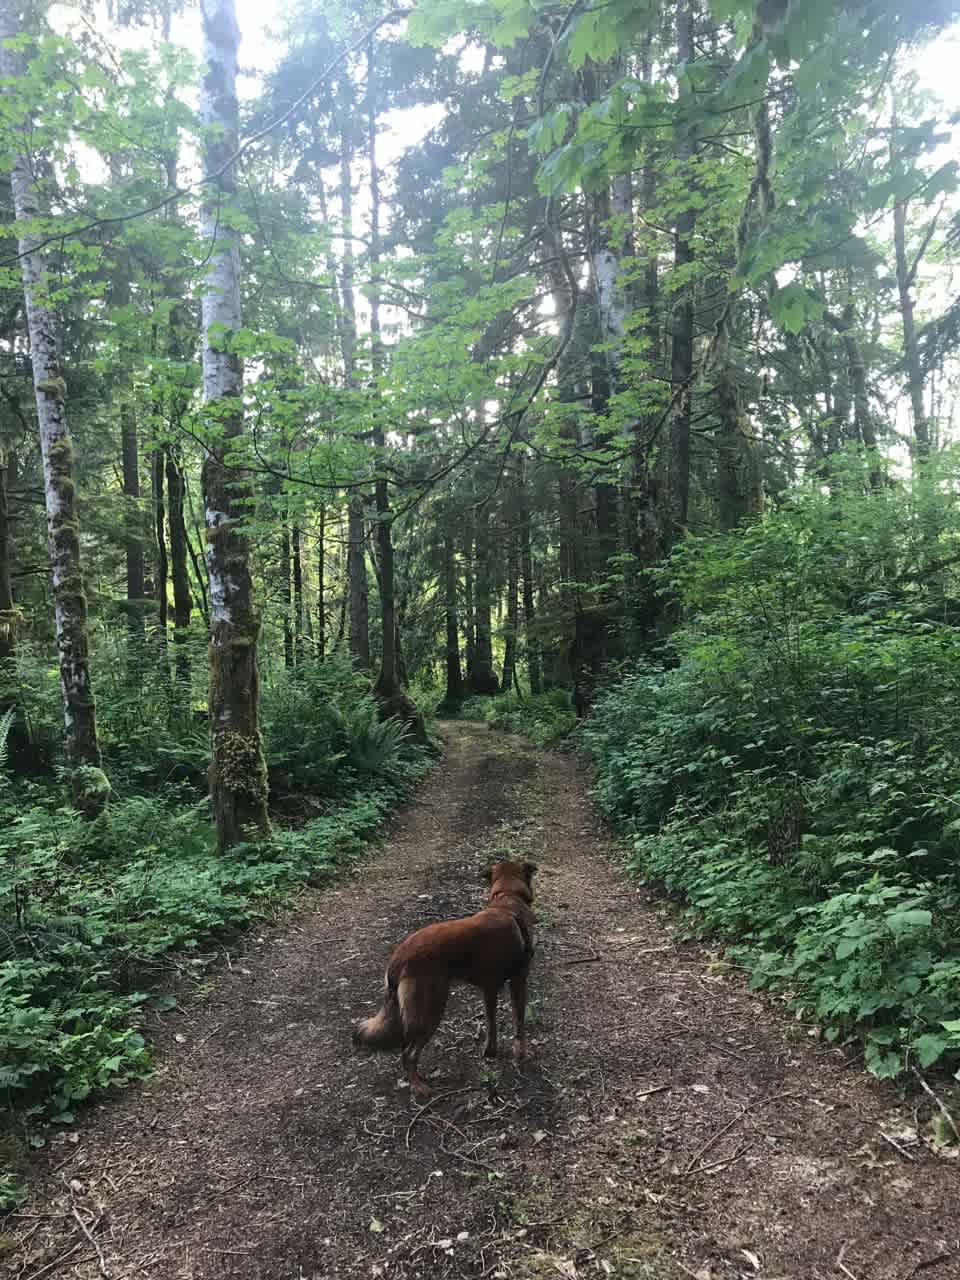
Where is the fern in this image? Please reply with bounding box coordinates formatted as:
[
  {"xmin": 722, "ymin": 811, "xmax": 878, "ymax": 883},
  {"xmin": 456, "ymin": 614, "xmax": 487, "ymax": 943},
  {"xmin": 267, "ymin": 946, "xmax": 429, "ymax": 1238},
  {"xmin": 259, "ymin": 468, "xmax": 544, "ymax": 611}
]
[{"xmin": 0, "ymin": 706, "xmax": 15, "ymax": 775}]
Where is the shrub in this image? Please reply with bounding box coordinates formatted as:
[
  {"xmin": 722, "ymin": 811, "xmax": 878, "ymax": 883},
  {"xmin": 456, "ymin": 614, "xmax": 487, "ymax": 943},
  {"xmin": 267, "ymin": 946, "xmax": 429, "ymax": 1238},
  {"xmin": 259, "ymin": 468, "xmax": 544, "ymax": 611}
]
[
  {"xmin": 585, "ymin": 457, "xmax": 960, "ymax": 1078},
  {"xmin": 462, "ymin": 689, "xmax": 576, "ymax": 746}
]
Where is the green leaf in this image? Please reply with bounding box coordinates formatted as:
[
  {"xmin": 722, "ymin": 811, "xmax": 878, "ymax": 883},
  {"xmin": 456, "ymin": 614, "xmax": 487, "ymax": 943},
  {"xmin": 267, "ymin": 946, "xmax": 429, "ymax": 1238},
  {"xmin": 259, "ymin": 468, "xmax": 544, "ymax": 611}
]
[{"xmin": 913, "ymin": 1034, "xmax": 949, "ymax": 1068}]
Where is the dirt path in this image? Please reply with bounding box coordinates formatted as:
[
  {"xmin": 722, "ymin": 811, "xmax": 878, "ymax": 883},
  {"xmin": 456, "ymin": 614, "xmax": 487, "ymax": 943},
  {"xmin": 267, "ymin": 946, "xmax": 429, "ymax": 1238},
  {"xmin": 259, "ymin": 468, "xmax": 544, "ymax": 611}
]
[{"xmin": 7, "ymin": 723, "xmax": 959, "ymax": 1280}]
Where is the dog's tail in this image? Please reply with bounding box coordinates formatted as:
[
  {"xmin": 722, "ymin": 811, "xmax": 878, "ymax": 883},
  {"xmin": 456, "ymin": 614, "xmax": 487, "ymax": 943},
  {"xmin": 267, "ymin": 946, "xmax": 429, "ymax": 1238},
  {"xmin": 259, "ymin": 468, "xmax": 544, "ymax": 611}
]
[{"xmin": 353, "ymin": 975, "xmax": 404, "ymax": 1053}]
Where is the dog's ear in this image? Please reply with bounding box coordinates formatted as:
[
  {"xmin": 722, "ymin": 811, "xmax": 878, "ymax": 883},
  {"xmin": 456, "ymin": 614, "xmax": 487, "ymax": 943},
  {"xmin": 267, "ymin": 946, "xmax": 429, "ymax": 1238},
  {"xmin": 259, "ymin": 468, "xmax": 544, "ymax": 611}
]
[
  {"xmin": 521, "ymin": 860, "xmax": 538, "ymax": 883},
  {"xmin": 481, "ymin": 864, "xmax": 493, "ymax": 884}
]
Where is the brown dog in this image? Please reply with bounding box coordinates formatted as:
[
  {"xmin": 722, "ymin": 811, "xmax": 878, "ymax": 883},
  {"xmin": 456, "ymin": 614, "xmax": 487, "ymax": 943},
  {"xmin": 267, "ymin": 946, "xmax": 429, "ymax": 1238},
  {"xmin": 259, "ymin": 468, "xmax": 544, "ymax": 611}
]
[{"xmin": 353, "ymin": 860, "xmax": 537, "ymax": 1095}]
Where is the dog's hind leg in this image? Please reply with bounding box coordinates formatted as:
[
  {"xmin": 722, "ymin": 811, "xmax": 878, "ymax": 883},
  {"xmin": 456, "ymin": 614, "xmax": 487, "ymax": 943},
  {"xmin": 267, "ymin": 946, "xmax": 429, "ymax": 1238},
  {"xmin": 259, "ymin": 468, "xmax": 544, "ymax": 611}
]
[
  {"xmin": 508, "ymin": 971, "xmax": 528, "ymax": 1060},
  {"xmin": 482, "ymin": 986, "xmax": 499, "ymax": 1058},
  {"xmin": 399, "ymin": 976, "xmax": 448, "ymax": 1096}
]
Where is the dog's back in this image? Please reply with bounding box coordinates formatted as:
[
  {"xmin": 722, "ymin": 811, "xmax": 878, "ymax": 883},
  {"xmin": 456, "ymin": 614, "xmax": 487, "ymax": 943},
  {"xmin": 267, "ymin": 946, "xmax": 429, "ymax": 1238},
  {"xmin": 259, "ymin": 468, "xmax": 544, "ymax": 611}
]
[{"xmin": 353, "ymin": 860, "xmax": 537, "ymax": 1095}]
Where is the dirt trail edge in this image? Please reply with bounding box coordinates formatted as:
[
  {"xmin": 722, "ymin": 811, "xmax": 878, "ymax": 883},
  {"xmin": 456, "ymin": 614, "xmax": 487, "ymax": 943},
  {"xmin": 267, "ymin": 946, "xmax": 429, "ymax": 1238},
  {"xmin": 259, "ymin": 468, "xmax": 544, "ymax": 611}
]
[{"xmin": 7, "ymin": 723, "xmax": 959, "ymax": 1280}]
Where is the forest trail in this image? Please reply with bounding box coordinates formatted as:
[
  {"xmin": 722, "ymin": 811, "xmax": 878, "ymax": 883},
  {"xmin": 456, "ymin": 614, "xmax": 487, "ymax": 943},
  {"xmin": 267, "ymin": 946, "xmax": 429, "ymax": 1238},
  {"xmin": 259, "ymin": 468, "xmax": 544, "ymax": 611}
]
[{"xmin": 8, "ymin": 723, "xmax": 959, "ymax": 1280}]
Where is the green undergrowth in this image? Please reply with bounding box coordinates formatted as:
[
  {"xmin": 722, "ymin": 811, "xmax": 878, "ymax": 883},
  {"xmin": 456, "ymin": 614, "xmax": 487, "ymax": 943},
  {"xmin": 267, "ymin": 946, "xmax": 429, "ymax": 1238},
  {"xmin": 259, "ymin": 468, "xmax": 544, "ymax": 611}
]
[
  {"xmin": 460, "ymin": 689, "xmax": 577, "ymax": 746},
  {"xmin": 0, "ymin": 658, "xmax": 435, "ymax": 1206},
  {"xmin": 585, "ymin": 456, "xmax": 960, "ymax": 1083}
]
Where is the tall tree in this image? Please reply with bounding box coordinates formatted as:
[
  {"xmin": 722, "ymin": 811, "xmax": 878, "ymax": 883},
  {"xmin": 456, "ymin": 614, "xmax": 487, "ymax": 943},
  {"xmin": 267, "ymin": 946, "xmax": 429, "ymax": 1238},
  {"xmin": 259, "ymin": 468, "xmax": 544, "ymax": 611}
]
[
  {"xmin": 0, "ymin": 8, "xmax": 108, "ymax": 816},
  {"xmin": 199, "ymin": 0, "xmax": 269, "ymax": 849}
]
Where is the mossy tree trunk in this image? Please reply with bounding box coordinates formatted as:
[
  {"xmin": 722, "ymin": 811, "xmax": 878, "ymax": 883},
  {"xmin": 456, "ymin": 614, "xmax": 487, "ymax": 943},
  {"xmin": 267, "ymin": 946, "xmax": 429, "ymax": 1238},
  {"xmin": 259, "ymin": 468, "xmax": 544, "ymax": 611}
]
[
  {"xmin": 199, "ymin": 0, "xmax": 269, "ymax": 850},
  {"xmin": 1, "ymin": 22, "xmax": 107, "ymax": 816},
  {"xmin": 165, "ymin": 445, "xmax": 192, "ymax": 682}
]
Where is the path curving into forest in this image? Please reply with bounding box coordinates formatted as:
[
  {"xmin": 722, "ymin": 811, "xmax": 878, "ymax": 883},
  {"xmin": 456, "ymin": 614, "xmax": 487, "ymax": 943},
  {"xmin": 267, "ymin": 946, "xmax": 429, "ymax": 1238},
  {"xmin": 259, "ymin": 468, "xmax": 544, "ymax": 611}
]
[{"xmin": 7, "ymin": 722, "xmax": 959, "ymax": 1280}]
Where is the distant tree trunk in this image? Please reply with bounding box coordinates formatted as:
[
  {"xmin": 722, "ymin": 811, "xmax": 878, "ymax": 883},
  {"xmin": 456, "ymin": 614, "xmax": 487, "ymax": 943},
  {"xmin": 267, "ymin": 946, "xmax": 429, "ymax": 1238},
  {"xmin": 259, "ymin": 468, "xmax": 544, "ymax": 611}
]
[
  {"xmin": 0, "ymin": 445, "xmax": 17, "ymax": 664},
  {"xmin": 153, "ymin": 447, "xmax": 169, "ymax": 660},
  {"xmin": 280, "ymin": 516, "xmax": 293, "ymax": 670},
  {"xmin": 519, "ymin": 465, "xmax": 541, "ymax": 695},
  {"xmin": 893, "ymin": 195, "xmax": 930, "ymax": 458},
  {"xmin": 826, "ymin": 306, "xmax": 882, "ymax": 488},
  {"xmin": 442, "ymin": 519, "xmax": 464, "ymax": 709},
  {"xmin": 292, "ymin": 521, "xmax": 304, "ymax": 664},
  {"xmin": 120, "ymin": 405, "xmax": 145, "ymax": 640},
  {"xmin": 316, "ymin": 513, "xmax": 326, "ymax": 659},
  {"xmin": 501, "ymin": 522, "xmax": 519, "ymax": 695},
  {"xmin": 1, "ymin": 23, "xmax": 106, "ymax": 815},
  {"xmin": 199, "ymin": 0, "xmax": 269, "ymax": 850},
  {"xmin": 666, "ymin": 0, "xmax": 696, "ymax": 548},
  {"xmin": 367, "ymin": 36, "xmax": 411, "ymax": 725},
  {"xmin": 470, "ymin": 492, "xmax": 500, "ymax": 695},
  {"xmin": 463, "ymin": 517, "xmax": 477, "ymax": 686},
  {"xmin": 348, "ymin": 498, "xmax": 369, "ymax": 667},
  {"xmin": 165, "ymin": 446, "xmax": 192, "ymax": 682}
]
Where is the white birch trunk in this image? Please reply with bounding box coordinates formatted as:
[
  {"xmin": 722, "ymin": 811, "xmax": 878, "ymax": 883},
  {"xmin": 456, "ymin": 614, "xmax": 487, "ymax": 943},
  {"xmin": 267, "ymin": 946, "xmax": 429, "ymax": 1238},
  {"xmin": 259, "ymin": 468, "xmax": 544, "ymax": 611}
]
[
  {"xmin": 199, "ymin": 0, "xmax": 270, "ymax": 849},
  {"xmin": 0, "ymin": 10, "xmax": 107, "ymax": 815}
]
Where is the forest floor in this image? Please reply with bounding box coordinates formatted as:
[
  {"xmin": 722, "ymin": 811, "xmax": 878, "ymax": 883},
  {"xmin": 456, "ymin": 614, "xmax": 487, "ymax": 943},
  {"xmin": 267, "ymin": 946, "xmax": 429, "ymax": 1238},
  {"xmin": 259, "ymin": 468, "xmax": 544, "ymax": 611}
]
[{"xmin": 6, "ymin": 722, "xmax": 960, "ymax": 1280}]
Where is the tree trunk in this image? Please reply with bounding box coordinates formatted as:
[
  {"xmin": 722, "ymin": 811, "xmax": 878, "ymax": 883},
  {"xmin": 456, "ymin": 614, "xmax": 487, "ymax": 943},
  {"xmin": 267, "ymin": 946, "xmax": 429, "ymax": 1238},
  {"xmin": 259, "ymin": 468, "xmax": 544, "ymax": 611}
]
[
  {"xmin": 153, "ymin": 445, "xmax": 169, "ymax": 660},
  {"xmin": 1, "ymin": 23, "xmax": 107, "ymax": 815},
  {"xmin": 316, "ymin": 512, "xmax": 326, "ymax": 659},
  {"xmin": 199, "ymin": 0, "xmax": 269, "ymax": 850},
  {"xmin": 348, "ymin": 497, "xmax": 370, "ymax": 667},
  {"xmin": 893, "ymin": 196, "xmax": 930, "ymax": 458},
  {"xmin": 293, "ymin": 521, "xmax": 304, "ymax": 664},
  {"xmin": 165, "ymin": 446, "xmax": 192, "ymax": 682},
  {"xmin": 442, "ymin": 517, "xmax": 464, "ymax": 710},
  {"xmin": 280, "ymin": 516, "xmax": 293, "ymax": 670},
  {"xmin": 501, "ymin": 521, "xmax": 519, "ymax": 696},
  {"xmin": 470, "ymin": 491, "xmax": 500, "ymax": 695},
  {"xmin": 0, "ymin": 445, "xmax": 17, "ymax": 665},
  {"xmin": 666, "ymin": 0, "xmax": 696, "ymax": 548},
  {"xmin": 519, "ymin": 464, "xmax": 541, "ymax": 695},
  {"xmin": 463, "ymin": 517, "xmax": 477, "ymax": 687},
  {"xmin": 120, "ymin": 404, "xmax": 145, "ymax": 640},
  {"xmin": 367, "ymin": 36, "xmax": 408, "ymax": 720}
]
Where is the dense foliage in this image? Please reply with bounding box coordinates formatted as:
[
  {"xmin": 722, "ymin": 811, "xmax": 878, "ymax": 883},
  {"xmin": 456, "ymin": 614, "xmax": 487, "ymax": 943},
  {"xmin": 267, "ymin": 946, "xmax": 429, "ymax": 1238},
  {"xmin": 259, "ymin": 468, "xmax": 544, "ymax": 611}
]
[{"xmin": 584, "ymin": 455, "xmax": 960, "ymax": 1079}]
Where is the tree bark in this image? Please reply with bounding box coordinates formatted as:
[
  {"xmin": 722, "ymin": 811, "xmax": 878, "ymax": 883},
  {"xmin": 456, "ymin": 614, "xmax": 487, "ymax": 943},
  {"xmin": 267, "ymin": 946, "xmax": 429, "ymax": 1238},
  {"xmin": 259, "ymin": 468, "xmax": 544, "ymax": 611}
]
[
  {"xmin": 442, "ymin": 515, "xmax": 464, "ymax": 709},
  {"xmin": 316, "ymin": 512, "xmax": 326, "ymax": 659},
  {"xmin": 0, "ymin": 445, "xmax": 17, "ymax": 664},
  {"xmin": 519, "ymin": 461, "xmax": 541, "ymax": 695},
  {"xmin": 1, "ymin": 20, "xmax": 106, "ymax": 815},
  {"xmin": 293, "ymin": 521, "xmax": 304, "ymax": 664},
  {"xmin": 153, "ymin": 446, "xmax": 169, "ymax": 659},
  {"xmin": 893, "ymin": 195, "xmax": 930, "ymax": 458},
  {"xmin": 470, "ymin": 487, "xmax": 500, "ymax": 696},
  {"xmin": 348, "ymin": 499, "xmax": 370, "ymax": 667},
  {"xmin": 280, "ymin": 515, "xmax": 293, "ymax": 670},
  {"xmin": 501, "ymin": 519, "xmax": 519, "ymax": 696},
  {"xmin": 367, "ymin": 36, "xmax": 407, "ymax": 718},
  {"xmin": 120, "ymin": 404, "xmax": 146, "ymax": 641},
  {"xmin": 165, "ymin": 446, "xmax": 192, "ymax": 682},
  {"xmin": 199, "ymin": 0, "xmax": 269, "ymax": 850},
  {"xmin": 666, "ymin": 0, "xmax": 697, "ymax": 548}
]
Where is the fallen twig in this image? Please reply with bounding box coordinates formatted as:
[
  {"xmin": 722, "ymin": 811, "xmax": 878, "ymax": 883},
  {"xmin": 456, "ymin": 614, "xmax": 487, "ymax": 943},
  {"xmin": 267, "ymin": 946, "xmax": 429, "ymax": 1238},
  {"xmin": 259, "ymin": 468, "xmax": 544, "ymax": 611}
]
[
  {"xmin": 684, "ymin": 1091, "xmax": 798, "ymax": 1174},
  {"xmin": 913, "ymin": 1067, "xmax": 960, "ymax": 1144},
  {"xmin": 905, "ymin": 1252, "xmax": 957, "ymax": 1278},
  {"xmin": 836, "ymin": 1241, "xmax": 862, "ymax": 1280},
  {"xmin": 71, "ymin": 1208, "xmax": 111, "ymax": 1279},
  {"xmin": 404, "ymin": 1085, "xmax": 486, "ymax": 1149},
  {"xmin": 636, "ymin": 1084, "xmax": 671, "ymax": 1099},
  {"xmin": 879, "ymin": 1130, "xmax": 916, "ymax": 1162},
  {"xmin": 21, "ymin": 1243, "xmax": 86, "ymax": 1280}
]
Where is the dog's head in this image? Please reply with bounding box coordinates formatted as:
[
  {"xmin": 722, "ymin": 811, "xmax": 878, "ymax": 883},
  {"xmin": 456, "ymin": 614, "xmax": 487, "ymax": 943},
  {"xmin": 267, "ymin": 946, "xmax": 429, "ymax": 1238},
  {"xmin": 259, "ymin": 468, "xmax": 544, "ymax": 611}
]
[{"xmin": 483, "ymin": 860, "xmax": 537, "ymax": 900}]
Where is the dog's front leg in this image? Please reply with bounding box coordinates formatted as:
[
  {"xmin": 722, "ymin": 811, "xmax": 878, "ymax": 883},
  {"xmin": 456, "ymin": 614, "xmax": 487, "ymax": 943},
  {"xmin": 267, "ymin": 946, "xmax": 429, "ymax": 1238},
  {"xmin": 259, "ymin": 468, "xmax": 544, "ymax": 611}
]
[
  {"xmin": 509, "ymin": 972, "xmax": 528, "ymax": 1059},
  {"xmin": 482, "ymin": 987, "xmax": 498, "ymax": 1058}
]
